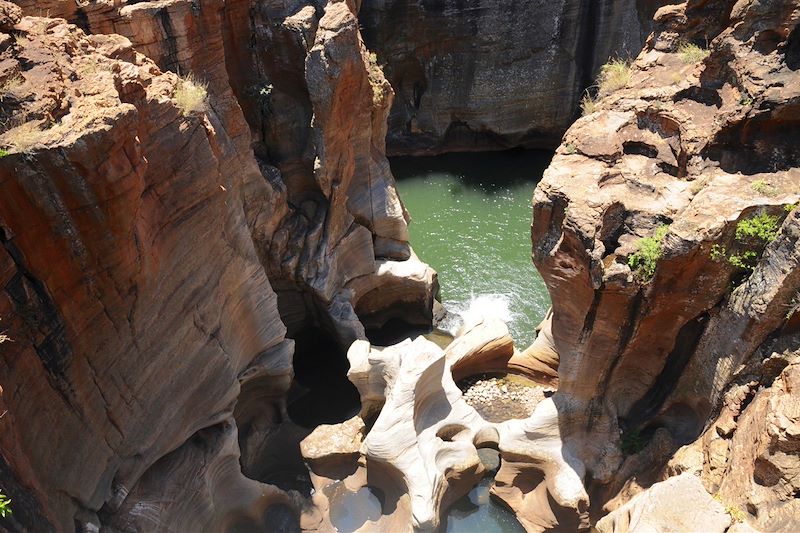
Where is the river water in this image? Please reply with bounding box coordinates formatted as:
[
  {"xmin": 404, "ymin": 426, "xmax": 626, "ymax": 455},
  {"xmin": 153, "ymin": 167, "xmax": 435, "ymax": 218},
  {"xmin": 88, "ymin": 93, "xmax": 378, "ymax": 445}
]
[{"xmin": 392, "ymin": 150, "xmax": 553, "ymax": 347}]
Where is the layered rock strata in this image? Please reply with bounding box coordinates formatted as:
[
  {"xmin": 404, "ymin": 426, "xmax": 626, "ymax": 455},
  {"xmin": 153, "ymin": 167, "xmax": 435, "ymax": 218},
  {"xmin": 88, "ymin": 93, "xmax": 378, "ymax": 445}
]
[
  {"xmin": 0, "ymin": 10, "xmax": 294, "ymax": 530},
  {"xmin": 359, "ymin": 0, "xmax": 678, "ymax": 155},
  {"xmin": 525, "ymin": 0, "xmax": 800, "ymax": 528},
  {"xmin": 0, "ymin": 0, "xmax": 436, "ymax": 530},
  {"xmin": 299, "ymin": 0, "xmax": 800, "ymax": 531},
  {"xmin": 12, "ymin": 0, "xmax": 438, "ymax": 346}
]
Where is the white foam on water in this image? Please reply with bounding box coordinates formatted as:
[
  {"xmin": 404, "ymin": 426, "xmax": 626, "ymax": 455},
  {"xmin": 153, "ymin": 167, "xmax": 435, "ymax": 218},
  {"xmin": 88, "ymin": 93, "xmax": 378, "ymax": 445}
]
[{"xmin": 443, "ymin": 293, "xmax": 517, "ymax": 336}]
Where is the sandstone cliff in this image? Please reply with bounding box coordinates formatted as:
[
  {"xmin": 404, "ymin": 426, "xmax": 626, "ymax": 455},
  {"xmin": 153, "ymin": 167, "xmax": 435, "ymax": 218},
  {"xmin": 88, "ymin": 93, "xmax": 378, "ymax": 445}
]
[
  {"xmin": 359, "ymin": 0, "xmax": 677, "ymax": 155},
  {"xmin": 0, "ymin": 0, "xmax": 436, "ymax": 530},
  {"xmin": 527, "ymin": 0, "xmax": 800, "ymax": 529}
]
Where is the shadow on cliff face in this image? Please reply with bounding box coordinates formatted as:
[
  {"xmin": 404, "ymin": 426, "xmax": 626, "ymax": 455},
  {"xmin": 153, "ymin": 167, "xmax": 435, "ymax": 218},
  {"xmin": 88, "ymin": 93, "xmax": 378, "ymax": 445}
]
[
  {"xmin": 391, "ymin": 148, "xmax": 553, "ymax": 194},
  {"xmin": 235, "ymin": 287, "xmax": 361, "ymax": 497}
]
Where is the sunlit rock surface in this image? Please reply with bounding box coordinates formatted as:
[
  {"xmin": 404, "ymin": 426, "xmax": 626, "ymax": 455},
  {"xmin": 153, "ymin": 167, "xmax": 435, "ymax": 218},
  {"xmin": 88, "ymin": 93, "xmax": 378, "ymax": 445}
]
[
  {"xmin": 526, "ymin": 0, "xmax": 800, "ymax": 529},
  {"xmin": 0, "ymin": 0, "xmax": 436, "ymax": 529}
]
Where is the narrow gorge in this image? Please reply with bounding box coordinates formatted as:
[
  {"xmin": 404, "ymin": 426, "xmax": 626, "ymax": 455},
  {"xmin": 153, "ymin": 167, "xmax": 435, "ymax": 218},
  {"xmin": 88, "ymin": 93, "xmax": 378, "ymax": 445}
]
[{"xmin": 0, "ymin": 1, "xmax": 798, "ymax": 532}]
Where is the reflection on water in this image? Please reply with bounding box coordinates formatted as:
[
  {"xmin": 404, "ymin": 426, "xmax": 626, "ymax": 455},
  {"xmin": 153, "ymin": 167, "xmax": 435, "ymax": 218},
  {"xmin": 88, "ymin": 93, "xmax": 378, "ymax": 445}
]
[{"xmin": 392, "ymin": 150, "xmax": 553, "ymax": 347}]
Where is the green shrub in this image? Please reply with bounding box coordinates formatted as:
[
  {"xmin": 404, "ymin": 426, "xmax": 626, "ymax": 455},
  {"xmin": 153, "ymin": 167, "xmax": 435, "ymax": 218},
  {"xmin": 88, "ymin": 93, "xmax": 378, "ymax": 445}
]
[
  {"xmin": 598, "ymin": 58, "xmax": 632, "ymax": 95},
  {"xmin": 735, "ymin": 212, "xmax": 780, "ymax": 242},
  {"xmin": 750, "ymin": 179, "xmax": 777, "ymax": 197},
  {"xmin": 174, "ymin": 74, "xmax": 208, "ymax": 116},
  {"xmin": 0, "ymin": 148, "xmax": 9, "ymax": 158},
  {"xmin": 711, "ymin": 212, "xmax": 781, "ymax": 278},
  {"xmin": 628, "ymin": 225, "xmax": 669, "ymax": 281},
  {"xmin": 0, "ymin": 490, "xmax": 11, "ymax": 518},
  {"xmin": 677, "ymin": 42, "xmax": 709, "ymax": 64},
  {"xmin": 785, "ymin": 202, "xmax": 798, "ymax": 213}
]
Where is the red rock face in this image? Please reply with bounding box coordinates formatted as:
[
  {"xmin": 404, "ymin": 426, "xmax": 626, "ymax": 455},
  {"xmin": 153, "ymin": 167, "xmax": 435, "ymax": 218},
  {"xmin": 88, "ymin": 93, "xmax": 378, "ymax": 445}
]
[
  {"xmin": 0, "ymin": 14, "xmax": 293, "ymax": 529},
  {"xmin": 524, "ymin": 0, "xmax": 800, "ymax": 528},
  {"xmin": 0, "ymin": 0, "xmax": 436, "ymax": 530}
]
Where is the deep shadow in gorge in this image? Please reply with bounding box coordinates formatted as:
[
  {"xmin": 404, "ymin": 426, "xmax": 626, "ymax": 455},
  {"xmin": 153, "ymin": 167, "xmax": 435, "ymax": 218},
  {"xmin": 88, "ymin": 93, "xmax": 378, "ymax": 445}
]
[{"xmin": 287, "ymin": 325, "xmax": 361, "ymax": 429}]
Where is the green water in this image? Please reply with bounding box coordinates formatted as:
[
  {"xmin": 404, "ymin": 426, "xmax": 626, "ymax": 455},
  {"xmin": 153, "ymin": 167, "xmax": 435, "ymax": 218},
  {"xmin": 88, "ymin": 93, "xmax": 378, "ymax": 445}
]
[{"xmin": 392, "ymin": 150, "xmax": 553, "ymax": 347}]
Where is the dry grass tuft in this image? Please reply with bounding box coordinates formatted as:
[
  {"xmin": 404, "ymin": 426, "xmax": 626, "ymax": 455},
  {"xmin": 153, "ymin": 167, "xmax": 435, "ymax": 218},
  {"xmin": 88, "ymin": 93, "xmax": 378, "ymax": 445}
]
[
  {"xmin": 0, "ymin": 74, "xmax": 24, "ymax": 101},
  {"xmin": 0, "ymin": 121, "xmax": 44, "ymax": 154},
  {"xmin": 678, "ymin": 42, "xmax": 709, "ymax": 64},
  {"xmin": 580, "ymin": 93, "xmax": 598, "ymax": 116},
  {"xmin": 598, "ymin": 58, "xmax": 632, "ymax": 95},
  {"xmin": 174, "ymin": 74, "xmax": 208, "ymax": 116}
]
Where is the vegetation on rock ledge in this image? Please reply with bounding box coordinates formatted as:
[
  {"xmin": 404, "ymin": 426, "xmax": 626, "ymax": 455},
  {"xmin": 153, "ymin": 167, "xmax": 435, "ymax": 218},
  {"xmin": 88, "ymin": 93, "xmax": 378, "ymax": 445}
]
[
  {"xmin": 580, "ymin": 58, "xmax": 632, "ymax": 116},
  {"xmin": 711, "ymin": 212, "xmax": 782, "ymax": 280},
  {"xmin": 677, "ymin": 42, "xmax": 709, "ymax": 64},
  {"xmin": 0, "ymin": 490, "xmax": 11, "ymax": 518},
  {"xmin": 174, "ymin": 74, "xmax": 208, "ymax": 116},
  {"xmin": 628, "ymin": 225, "xmax": 669, "ymax": 281}
]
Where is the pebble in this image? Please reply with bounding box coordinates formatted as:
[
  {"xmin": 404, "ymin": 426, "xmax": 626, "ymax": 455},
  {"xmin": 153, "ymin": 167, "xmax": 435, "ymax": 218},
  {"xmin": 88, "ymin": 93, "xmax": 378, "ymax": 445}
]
[{"xmin": 458, "ymin": 375, "xmax": 553, "ymax": 422}]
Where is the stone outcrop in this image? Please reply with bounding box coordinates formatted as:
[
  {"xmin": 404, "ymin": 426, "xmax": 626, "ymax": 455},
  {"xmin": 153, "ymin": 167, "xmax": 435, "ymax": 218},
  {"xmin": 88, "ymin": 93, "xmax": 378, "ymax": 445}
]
[
  {"xmin": 524, "ymin": 0, "xmax": 800, "ymax": 529},
  {"xmin": 0, "ymin": 0, "xmax": 436, "ymax": 530},
  {"xmin": 0, "ymin": 12, "xmax": 293, "ymax": 530},
  {"xmin": 596, "ymin": 473, "xmax": 732, "ymax": 533},
  {"xmin": 359, "ymin": 0, "xmax": 676, "ymax": 155},
  {"xmin": 2, "ymin": 0, "xmax": 799, "ymax": 531},
  {"xmin": 302, "ymin": 319, "xmax": 566, "ymax": 531},
  {"xmin": 11, "ymin": 0, "xmax": 438, "ymax": 345}
]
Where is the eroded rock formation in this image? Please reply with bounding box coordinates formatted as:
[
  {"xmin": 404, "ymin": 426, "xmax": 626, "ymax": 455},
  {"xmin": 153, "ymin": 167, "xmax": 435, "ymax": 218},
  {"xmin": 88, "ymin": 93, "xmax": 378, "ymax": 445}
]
[
  {"xmin": 0, "ymin": 0, "xmax": 436, "ymax": 530},
  {"xmin": 526, "ymin": 0, "xmax": 800, "ymax": 529},
  {"xmin": 298, "ymin": 0, "xmax": 800, "ymax": 531},
  {"xmin": 2, "ymin": 0, "xmax": 799, "ymax": 531}
]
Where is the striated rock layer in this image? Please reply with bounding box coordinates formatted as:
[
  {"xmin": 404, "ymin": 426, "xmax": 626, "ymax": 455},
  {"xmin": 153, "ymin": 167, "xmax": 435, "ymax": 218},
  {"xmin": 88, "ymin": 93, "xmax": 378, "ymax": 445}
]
[
  {"xmin": 359, "ymin": 0, "xmax": 679, "ymax": 155},
  {"xmin": 525, "ymin": 0, "xmax": 800, "ymax": 529},
  {"xmin": 0, "ymin": 0, "xmax": 437, "ymax": 530}
]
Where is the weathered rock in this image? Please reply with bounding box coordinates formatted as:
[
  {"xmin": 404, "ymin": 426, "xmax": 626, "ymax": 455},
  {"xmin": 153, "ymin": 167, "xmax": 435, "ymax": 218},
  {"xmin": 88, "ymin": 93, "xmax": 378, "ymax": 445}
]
[
  {"xmin": 0, "ymin": 1, "xmax": 438, "ymax": 530},
  {"xmin": 300, "ymin": 416, "xmax": 364, "ymax": 480},
  {"xmin": 446, "ymin": 317, "xmax": 515, "ymax": 381},
  {"xmin": 359, "ymin": 0, "xmax": 672, "ymax": 155},
  {"xmin": 0, "ymin": 13, "xmax": 292, "ymax": 529},
  {"xmin": 707, "ymin": 342, "xmax": 800, "ymax": 531},
  {"xmin": 595, "ymin": 474, "xmax": 731, "ymax": 533},
  {"xmin": 524, "ymin": 0, "xmax": 800, "ymax": 528}
]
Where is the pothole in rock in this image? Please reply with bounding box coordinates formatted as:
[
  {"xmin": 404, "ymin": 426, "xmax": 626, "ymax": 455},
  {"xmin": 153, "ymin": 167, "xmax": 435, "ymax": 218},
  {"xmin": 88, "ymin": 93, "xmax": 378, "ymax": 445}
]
[
  {"xmin": 458, "ymin": 373, "xmax": 554, "ymax": 422},
  {"xmin": 443, "ymin": 448, "xmax": 525, "ymax": 532},
  {"xmin": 326, "ymin": 482, "xmax": 384, "ymax": 532}
]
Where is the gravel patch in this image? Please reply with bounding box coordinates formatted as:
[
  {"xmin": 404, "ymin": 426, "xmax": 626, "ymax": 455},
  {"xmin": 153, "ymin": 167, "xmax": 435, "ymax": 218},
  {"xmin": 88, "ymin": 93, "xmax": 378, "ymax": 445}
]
[{"xmin": 459, "ymin": 374, "xmax": 553, "ymax": 422}]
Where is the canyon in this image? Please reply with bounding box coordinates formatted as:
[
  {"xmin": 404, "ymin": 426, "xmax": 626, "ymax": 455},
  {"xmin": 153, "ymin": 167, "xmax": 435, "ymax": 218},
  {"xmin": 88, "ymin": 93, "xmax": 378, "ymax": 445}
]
[{"xmin": 0, "ymin": 1, "xmax": 798, "ymax": 532}]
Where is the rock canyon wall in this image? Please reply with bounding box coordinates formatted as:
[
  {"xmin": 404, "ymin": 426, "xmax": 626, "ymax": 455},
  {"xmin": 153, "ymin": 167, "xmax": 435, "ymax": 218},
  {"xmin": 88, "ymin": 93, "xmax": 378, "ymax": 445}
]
[
  {"xmin": 359, "ymin": 0, "xmax": 680, "ymax": 154},
  {"xmin": 528, "ymin": 0, "xmax": 800, "ymax": 529},
  {"xmin": 0, "ymin": 0, "xmax": 799, "ymax": 532},
  {"xmin": 0, "ymin": 0, "xmax": 436, "ymax": 530}
]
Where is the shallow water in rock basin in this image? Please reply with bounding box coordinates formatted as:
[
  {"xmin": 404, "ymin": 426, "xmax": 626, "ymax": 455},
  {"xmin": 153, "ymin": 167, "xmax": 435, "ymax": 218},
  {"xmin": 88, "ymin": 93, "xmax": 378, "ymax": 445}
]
[
  {"xmin": 325, "ymin": 451, "xmax": 526, "ymax": 533},
  {"xmin": 392, "ymin": 150, "xmax": 553, "ymax": 347},
  {"xmin": 443, "ymin": 449, "xmax": 526, "ymax": 533}
]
